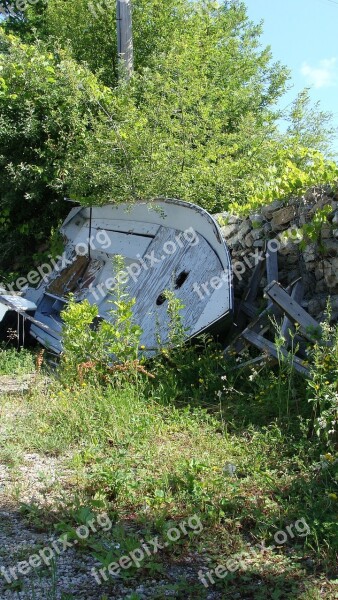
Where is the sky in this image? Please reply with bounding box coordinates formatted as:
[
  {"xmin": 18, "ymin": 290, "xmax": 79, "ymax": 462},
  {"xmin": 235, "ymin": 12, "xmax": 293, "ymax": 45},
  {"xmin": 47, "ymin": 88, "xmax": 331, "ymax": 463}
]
[{"xmin": 244, "ymin": 0, "xmax": 338, "ymax": 154}]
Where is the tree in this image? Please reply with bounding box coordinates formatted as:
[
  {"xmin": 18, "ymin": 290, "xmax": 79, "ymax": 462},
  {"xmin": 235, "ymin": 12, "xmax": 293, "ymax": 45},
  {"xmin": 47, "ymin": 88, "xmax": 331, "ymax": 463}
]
[
  {"xmin": 0, "ymin": 32, "xmax": 102, "ymax": 269},
  {"xmin": 0, "ymin": 1, "xmax": 336, "ymax": 271}
]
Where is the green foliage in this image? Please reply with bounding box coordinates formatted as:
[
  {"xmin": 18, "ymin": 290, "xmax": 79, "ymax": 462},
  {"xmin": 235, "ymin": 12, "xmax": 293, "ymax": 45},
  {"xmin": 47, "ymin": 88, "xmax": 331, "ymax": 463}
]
[
  {"xmin": 1, "ymin": 1, "xmax": 337, "ymax": 274},
  {"xmin": 299, "ymin": 205, "xmax": 332, "ymax": 249},
  {"xmin": 0, "ymin": 344, "xmax": 35, "ymax": 375},
  {"xmin": 307, "ymin": 319, "xmax": 338, "ymax": 449},
  {"xmin": 60, "ymin": 258, "xmax": 143, "ymax": 384},
  {"xmin": 236, "ymin": 148, "xmax": 338, "ymax": 214},
  {"xmin": 60, "ymin": 295, "xmax": 99, "ymax": 378},
  {"xmin": 0, "ymin": 32, "xmax": 102, "ymax": 269}
]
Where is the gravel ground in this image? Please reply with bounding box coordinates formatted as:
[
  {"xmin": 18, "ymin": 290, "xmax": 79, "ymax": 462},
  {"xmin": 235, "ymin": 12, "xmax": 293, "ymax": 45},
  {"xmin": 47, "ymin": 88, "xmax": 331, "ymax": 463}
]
[
  {"xmin": 0, "ymin": 396, "xmax": 222, "ymax": 600},
  {"xmin": 0, "ymin": 376, "xmax": 36, "ymax": 397}
]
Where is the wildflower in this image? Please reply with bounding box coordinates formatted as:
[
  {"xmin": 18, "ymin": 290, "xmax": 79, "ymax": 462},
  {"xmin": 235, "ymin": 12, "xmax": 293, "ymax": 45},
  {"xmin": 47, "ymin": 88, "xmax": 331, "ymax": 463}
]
[
  {"xmin": 248, "ymin": 369, "xmax": 258, "ymax": 382},
  {"xmin": 140, "ymin": 345, "xmax": 145, "ymax": 350},
  {"xmin": 328, "ymin": 493, "xmax": 337, "ymax": 501}
]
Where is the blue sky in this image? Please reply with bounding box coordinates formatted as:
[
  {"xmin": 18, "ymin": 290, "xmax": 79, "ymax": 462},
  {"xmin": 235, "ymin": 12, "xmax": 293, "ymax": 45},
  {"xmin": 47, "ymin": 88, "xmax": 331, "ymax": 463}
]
[{"xmin": 244, "ymin": 0, "xmax": 338, "ymax": 154}]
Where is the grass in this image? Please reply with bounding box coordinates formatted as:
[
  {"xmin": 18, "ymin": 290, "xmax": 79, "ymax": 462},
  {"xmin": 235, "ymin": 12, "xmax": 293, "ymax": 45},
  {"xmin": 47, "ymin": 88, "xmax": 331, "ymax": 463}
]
[
  {"xmin": 0, "ymin": 344, "xmax": 35, "ymax": 376},
  {"xmin": 0, "ymin": 337, "xmax": 337, "ymax": 599}
]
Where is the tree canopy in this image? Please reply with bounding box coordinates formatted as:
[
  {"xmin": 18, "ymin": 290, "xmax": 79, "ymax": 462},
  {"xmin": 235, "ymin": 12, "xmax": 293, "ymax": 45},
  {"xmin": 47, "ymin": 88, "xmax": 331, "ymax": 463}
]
[{"xmin": 0, "ymin": 0, "xmax": 337, "ymax": 270}]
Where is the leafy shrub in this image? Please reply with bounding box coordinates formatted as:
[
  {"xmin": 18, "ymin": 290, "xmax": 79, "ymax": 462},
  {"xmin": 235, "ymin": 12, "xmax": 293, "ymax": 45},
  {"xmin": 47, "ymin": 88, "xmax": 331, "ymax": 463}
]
[
  {"xmin": 307, "ymin": 320, "xmax": 338, "ymax": 450},
  {"xmin": 0, "ymin": 345, "xmax": 35, "ymax": 375},
  {"xmin": 60, "ymin": 258, "xmax": 143, "ymax": 385}
]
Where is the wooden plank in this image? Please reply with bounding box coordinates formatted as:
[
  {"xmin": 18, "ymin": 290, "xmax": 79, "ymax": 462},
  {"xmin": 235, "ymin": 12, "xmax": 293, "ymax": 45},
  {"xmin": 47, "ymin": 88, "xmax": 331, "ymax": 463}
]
[
  {"xmin": 266, "ymin": 249, "xmax": 278, "ymax": 308},
  {"xmin": 242, "ymin": 330, "xmax": 310, "ymax": 376},
  {"xmin": 83, "ymin": 219, "xmax": 159, "ymax": 237},
  {"xmin": 0, "ymin": 297, "xmax": 59, "ymax": 335},
  {"xmin": 280, "ymin": 280, "xmax": 304, "ymax": 347},
  {"xmin": 72, "ymin": 228, "xmax": 152, "ymax": 260},
  {"xmin": 266, "ymin": 249, "xmax": 279, "ymax": 286},
  {"xmin": 264, "ymin": 281, "xmax": 322, "ymax": 342},
  {"xmin": 234, "ymin": 354, "xmax": 277, "ymax": 370},
  {"xmin": 235, "ymin": 251, "xmax": 266, "ymax": 328},
  {"xmin": 224, "ymin": 305, "xmax": 273, "ymax": 354},
  {"xmin": 244, "ymin": 252, "xmax": 266, "ymax": 304},
  {"xmin": 240, "ymin": 301, "xmax": 260, "ymax": 319}
]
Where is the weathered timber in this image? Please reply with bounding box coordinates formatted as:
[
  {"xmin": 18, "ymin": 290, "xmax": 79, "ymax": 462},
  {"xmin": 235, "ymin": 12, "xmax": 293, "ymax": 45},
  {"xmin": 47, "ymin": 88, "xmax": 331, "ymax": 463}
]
[
  {"xmin": 280, "ymin": 280, "xmax": 304, "ymax": 347},
  {"xmin": 242, "ymin": 330, "xmax": 309, "ymax": 376},
  {"xmin": 264, "ymin": 281, "xmax": 322, "ymax": 342}
]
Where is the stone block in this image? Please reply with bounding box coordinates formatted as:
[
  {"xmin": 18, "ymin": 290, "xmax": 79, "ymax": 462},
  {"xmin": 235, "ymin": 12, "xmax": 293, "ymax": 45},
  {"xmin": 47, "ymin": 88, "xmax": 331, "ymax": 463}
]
[
  {"xmin": 237, "ymin": 221, "xmax": 251, "ymax": 241},
  {"xmin": 323, "ymin": 258, "xmax": 338, "ymax": 289},
  {"xmin": 322, "ymin": 240, "xmax": 338, "ymax": 257},
  {"xmin": 315, "ymin": 264, "xmax": 324, "ymax": 281},
  {"xmin": 221, "ymin": 224, "xmax": 239, "ymax": 239},
  {"xmin": 250, "ymin": 228, "xmax": 263, "ymax": 241},
  {"xmin": 261, "ymin": 200, "xmax": 284, "ymax": 219},
  {"xmin": 321, "ymin": 224, "xmax": 332, "ymax": 239},
  {"xmin": 244, "ymin": 233, "xmax": 254, "ymax": 248},
  {"xmin": 302, "ymin": 244, "xmax": 317, "ymax": 262},
  {"xmin": 271, "ymin": 206, "xmax": 297, "ymax": 230}
]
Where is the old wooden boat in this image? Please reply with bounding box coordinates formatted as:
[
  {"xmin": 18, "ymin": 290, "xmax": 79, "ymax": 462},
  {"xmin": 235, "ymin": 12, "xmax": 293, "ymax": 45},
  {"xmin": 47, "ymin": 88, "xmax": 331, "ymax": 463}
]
[{"xmin": 0, "ymin": 199, "xmax": 233, "ymax": 354}]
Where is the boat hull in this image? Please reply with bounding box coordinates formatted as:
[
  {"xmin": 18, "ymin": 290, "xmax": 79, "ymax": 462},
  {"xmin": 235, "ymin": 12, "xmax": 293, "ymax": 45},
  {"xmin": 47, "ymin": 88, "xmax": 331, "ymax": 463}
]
[{"xmin": 0, "ymin": 199, "xmax": 233, "ymax": 354}]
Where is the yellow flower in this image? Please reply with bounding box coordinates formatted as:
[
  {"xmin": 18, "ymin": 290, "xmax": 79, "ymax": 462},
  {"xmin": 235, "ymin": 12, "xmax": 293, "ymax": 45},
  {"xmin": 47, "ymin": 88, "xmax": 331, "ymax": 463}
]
[
  {"xmin": 199, "ymin": 378, "xmax": 204, "ymax": 384},
  {"xmin": 140, "ymin": 345, "xmax": 145, "ymax": 350},
  {"xmin": 325, "ymin": 453, "xmax": 334, "ymax": 461},
  {"xmin": 328, "ymin": 493, "xmax": 337, "ymax": 501}
]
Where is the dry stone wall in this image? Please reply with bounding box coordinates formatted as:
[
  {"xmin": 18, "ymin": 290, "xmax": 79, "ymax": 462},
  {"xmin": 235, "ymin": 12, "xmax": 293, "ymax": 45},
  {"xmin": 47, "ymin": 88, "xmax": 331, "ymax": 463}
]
[{"xmin": 214, "ymin": 186, "xmax": 338, "ymax": 322}]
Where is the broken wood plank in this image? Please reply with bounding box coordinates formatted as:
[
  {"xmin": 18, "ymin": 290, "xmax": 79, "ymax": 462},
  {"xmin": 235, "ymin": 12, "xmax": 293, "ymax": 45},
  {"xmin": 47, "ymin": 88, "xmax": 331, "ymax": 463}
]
[
  {"xmin": 244, "ymin": 252, "xmax": 266, "ymax": 304},
  {"xmin": 280, "ymin": 280, "xmax": 304, "ymax": 347},
  {"xmin": 264, "ymin": 281, "xmax": 322, "ymax": 343},
  {"xmin": 266, "ymin": 249, "xmax": 278, "ymax": 308},
  {"xmin": 0, "ymin": 296, "xmax": 60, "ymax": 335},
  {"xmin": 266, "ymin": 249, "xmax": 279, "ymax": 286},
  {"xmin": 235, "ymin": 251, "xmax": 266, "ymax": 329},
  {"xmin": 242, "ymin": 329, "xmax": 310, "ymax": 376},
  {"xmin": 234, "ymin": 354, "xmax": 277, "ymax": 370},
  {"xmin": 240, "ymin": 301, "xmax": 260, "ymax": 320},
  {"xmin": 225, "ymin": 305, "xmax": 273, "ymax": 355}
]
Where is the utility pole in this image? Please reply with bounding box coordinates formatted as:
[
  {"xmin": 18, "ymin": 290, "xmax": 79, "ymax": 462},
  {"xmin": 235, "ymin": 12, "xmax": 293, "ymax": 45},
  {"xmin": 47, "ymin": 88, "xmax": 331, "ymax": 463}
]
[{"xmin": 116, "ymin": 0, "xmax": 134, "ymax": 80}]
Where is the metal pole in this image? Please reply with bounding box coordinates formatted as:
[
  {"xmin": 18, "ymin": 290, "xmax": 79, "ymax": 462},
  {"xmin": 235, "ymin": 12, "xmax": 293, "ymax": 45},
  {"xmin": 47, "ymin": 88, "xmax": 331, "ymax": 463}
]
[{"xmin": 116, "ymin": 0, "xmax": 134, "ymax": 79}]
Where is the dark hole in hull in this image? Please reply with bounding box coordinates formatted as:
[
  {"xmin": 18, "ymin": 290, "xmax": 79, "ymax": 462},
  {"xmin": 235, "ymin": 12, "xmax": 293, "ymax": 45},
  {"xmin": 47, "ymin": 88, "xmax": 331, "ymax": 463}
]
[
  {"xmin": 156, "ymin": 293, "xmax": 166, "ymax": 306},
  {"xmin": 174, "ymin": 271, "xmax": 189, "ymax": 289}
]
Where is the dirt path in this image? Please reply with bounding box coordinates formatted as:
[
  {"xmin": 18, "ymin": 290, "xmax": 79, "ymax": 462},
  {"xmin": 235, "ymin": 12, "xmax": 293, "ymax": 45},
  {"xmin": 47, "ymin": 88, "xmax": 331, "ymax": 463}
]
[{"xmin": 0, "ymin": 390, "xmax": 220, "ymax": 600}]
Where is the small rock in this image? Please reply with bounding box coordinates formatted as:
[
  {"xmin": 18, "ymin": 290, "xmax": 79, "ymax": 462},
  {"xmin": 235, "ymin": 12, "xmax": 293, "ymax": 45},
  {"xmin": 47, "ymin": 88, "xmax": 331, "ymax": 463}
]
[
  {"xmin": 249, "ymin": 214, "xmax": 264, "ymax": 225},
  {"xmin": 220, "ymin": 224, "xmax": 239, "ymax": 239},
  {"xmin": 322, "ymin": 239, "xmax": 338, "ymax": 257},
  {"xmin": 237, "ymin": 220, "xmax": 251, "ymax": 241},
  {"xmin": 271, "ymin": 206, "xmax": 297, "ymax": 230},
  {"xmin": 321, "ymin": 224, "xmax": 332, "ymax": 239},
  {"xmin": 332, "ymin": 211, "xmax": 338, "ymax": 225},
  {"xmin": 303, "ymin": 243, "xmax": 317, "ymax": 262},
  {"xmin": 315, "ymin": 265, "xmax": 324, "ymax": 281},
  {"xmin": 227, "ymin": 233, "xmax": 240, "ymax": 247},
  {"xmin": 244, "ymin": 233, "xmax": 254, "ymax": 248},
  {"xmin": 261, "ymin": 200, "xmax": 283, "ymax": 219},
  {"xmin": 250, "ymin": 228, "xmax": 264, "ymax": 241}
]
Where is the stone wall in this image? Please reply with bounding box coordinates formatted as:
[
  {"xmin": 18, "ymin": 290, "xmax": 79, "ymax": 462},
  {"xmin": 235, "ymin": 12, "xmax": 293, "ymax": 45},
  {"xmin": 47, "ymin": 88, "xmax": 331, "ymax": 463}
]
[{"xmin": 214, "ymin": 186, "xmax": 338, "ymax": 321}]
